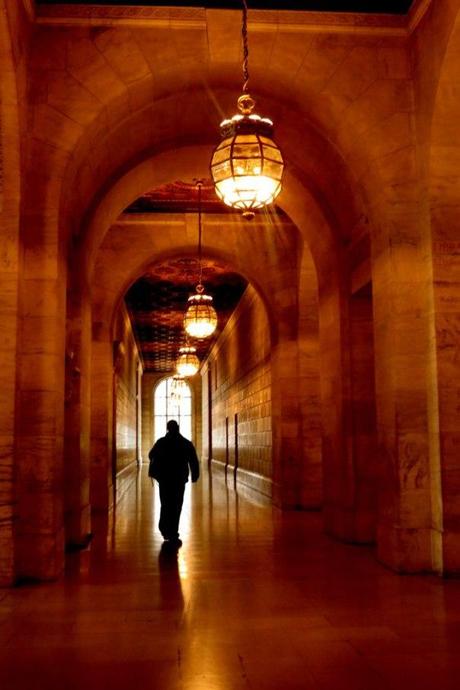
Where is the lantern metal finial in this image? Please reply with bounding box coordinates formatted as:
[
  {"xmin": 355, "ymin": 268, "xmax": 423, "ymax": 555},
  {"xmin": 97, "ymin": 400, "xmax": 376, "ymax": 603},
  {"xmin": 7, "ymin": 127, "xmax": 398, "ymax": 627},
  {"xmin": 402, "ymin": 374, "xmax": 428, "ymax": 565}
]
[
  {"xmin": 210, "ymin": 0, "xmax": 284, "ymax": 218},
  {"xmin": 237, "ymin": 93, "xmax": 255, "ymax": 116}
]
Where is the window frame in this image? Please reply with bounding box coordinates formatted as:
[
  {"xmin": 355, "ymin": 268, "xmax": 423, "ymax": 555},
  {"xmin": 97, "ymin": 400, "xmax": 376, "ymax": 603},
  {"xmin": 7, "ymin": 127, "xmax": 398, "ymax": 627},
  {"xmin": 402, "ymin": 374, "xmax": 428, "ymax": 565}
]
[{"xmin": 153, "ymin": 376, "xmax": 193, "ymax": 442}]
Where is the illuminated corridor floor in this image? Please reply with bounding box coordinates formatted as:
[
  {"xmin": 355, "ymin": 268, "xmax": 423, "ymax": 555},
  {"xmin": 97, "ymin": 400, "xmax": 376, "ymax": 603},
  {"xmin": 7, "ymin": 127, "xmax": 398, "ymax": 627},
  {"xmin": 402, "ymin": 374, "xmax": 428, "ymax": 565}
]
[{"xmin": 1, "ymin": 468, "xmax": 460, "ymax": 690}]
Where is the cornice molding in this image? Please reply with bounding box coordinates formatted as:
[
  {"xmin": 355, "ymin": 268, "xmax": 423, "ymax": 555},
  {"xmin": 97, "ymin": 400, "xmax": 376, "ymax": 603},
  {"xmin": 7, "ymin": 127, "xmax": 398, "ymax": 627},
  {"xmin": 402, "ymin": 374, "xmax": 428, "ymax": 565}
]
[
  {"xmin": 35, "ymin": 3, "xmax": 412, "ymax": 37},
  {"xmin": 250, "ymin": 9, "xmax": 406, "ymax": 36},
  {"xmin": 35, "ymin": 4, "xmax": 205, "ymax": 28}
]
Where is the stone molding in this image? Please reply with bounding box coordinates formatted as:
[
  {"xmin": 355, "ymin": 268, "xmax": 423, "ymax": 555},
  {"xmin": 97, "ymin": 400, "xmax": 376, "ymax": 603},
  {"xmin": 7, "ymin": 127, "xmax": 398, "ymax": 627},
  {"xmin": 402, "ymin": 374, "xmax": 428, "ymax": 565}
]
[
  {"xmin": 235, "ymin": 467, "xmax": 273, "ymax": 501},
  {"xmin": 33, "ymin": 2, "xmax": 432, "ymax": 36},
  {"xmin": 36, "ymin": 3, "xmax": 205, "ymax": 28},
  {"xmin": 211, "ymin": 459, "xmax": 273, "ymax": 501}
]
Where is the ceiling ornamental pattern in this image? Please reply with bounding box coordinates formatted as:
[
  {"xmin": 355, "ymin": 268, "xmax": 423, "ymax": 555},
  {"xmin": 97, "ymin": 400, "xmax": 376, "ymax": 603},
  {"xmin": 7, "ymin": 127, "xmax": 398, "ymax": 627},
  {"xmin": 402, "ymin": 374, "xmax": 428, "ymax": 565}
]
[
  {"xmin": 125, "ymin": 258, "xmax": 247, "ymax": 373},
  {"xmin": 125, "ymin": 180, "xmax": 235, "ymax": 214}
]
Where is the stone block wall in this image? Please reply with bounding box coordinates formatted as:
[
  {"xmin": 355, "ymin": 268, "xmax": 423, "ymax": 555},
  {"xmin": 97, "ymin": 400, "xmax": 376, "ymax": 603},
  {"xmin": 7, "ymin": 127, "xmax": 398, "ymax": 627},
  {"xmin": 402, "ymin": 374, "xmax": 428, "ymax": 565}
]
[
  {"xmin": 113, "ymin": 305, "xmax": 141, "ymax": 475},
  {"xmin": 348, "ymin": 284, "xmax": 378, "ymax": 542},
  {"xmin": 141, "ymin": 373, "xmax": 157, "ymax": 464},
  {"xmin": 297, "ymin": 249, "xmax": 322, "ymax": 509},
  {"xmin": 201, "ymin": 366, "xmax": 211, "ymax": 465},
  {"xmin": 64, "ymin": 286, "xmax": 92, "ymax": 547},
  {"xmin": 203, "ymin": 286, "xmax": 272, "ymax": 497}
]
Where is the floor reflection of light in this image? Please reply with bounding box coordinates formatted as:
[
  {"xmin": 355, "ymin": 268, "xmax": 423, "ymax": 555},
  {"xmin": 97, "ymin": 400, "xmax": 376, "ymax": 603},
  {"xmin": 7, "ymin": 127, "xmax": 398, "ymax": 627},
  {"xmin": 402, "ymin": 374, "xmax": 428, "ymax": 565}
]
[
  {"xmin": 180, "ymin": 482, "xmax": 192, "ymax": 538},
  {"xmin": 184, "ymin": 679, "xmax": 230, "ymax": 690},
  {"xmin": 178, "ymin": 551, "xmax": 189, "ymax": 580}
]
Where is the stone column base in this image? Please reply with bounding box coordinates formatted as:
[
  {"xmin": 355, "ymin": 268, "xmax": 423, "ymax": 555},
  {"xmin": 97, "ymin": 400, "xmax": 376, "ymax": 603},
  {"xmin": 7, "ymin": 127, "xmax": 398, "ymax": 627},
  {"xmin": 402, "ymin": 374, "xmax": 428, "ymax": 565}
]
[
  {"xmin": 65, "ymin": 503, "xmax": 91, "ymax": 548},
  {"xmin": 377, "ymin": 521, "xmax": 441, "ymax": 574},
  {"xmin": 323, "ymin": 503, "xmax": 376, "ymax": 544},
  {"xmin": 0, "ymin": 520, "xmax": 14, "ymax": 586},
  {"xmin": 236, "ymin": 467, "xmax": 273, "ymax": 501},
  {"xmin": 16, "ymin": 527, "xmax": 65, "ymax": 582},
  {"xmin": 90, "ymin": 465, "xmax": 114, "ymax": 512},
  {"xmin": 442, "ymin": 528, "xmax": 460, "ymax": 575},
  {"xmin": 273, "ymin": 483, "xmax": 321, "ymax": 511}
]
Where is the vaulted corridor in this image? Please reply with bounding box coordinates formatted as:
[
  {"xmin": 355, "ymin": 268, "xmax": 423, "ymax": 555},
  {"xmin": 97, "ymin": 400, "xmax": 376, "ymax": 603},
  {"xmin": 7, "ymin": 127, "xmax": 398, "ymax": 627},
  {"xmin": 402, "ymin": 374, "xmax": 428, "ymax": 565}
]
[
  {"xmin": 1, "ymin": 468, "xmax": 460, "ymax": 690},
  {"xmin": 3, "ymin": 0, "xmax": 460, "ymax": 686}
]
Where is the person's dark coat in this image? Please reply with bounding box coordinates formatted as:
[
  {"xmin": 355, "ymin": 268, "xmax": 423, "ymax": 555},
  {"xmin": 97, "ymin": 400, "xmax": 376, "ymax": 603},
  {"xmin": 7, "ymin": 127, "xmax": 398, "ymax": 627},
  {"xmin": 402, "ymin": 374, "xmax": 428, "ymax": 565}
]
[{"xmin": 148, "ymin": 430, "xmax": 200, "ymax": 485}]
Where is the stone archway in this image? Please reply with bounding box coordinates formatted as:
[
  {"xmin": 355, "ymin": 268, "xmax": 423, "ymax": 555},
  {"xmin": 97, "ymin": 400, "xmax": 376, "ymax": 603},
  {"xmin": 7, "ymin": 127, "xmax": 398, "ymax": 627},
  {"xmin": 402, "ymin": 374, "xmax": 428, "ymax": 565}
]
[
  {"xmin": 56, "ymin": 132, "xmax": 381, "ymax": 576},
  {"xmin": 19, "ymin": 11, "xmax": 416, "ymax": 579},
  {"xmin": 85, "ymin": 205, "xmax": 316, "ymax": 514},
  {"xmin": 18, "ymin": 29, "xmax": 374, "ymax": 576}
]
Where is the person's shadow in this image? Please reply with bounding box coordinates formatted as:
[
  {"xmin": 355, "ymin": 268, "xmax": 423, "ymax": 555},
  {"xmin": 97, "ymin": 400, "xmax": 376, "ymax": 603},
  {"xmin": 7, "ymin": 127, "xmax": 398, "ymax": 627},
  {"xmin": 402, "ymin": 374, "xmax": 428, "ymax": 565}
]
[{"xmin": 158, "ymin": 542, "xmax": 185, "ymax": 612}]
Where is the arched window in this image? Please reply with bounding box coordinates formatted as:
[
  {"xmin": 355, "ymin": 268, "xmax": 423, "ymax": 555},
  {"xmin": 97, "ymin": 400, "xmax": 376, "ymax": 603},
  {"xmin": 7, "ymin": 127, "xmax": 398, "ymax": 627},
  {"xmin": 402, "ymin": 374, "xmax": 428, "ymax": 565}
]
[{"xmin": 154, "ymin": 377, "xmax": 192, "ymax": 442}]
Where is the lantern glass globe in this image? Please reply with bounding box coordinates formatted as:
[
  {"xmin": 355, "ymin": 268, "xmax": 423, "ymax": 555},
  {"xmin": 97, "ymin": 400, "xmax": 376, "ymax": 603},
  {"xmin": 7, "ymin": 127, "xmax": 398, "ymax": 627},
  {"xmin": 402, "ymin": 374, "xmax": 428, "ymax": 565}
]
[
  {"xmin": 211, "ymin": 109, "xmax": 284, "ymax": 215},
  {"xmin": 176, "ymin": 346, "xmax": 200, "ymax": 377},
  {"xmin": 184, "ymin": 292, "xmax": 218, "ymax": 339}
]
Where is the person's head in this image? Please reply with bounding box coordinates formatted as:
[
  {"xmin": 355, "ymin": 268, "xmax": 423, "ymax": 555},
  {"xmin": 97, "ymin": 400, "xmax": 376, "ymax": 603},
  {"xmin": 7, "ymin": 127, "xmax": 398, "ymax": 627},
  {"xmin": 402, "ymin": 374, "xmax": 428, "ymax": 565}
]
[{"xmin": 166, "ymin": 420, "xmax": 179, "ymax": 434}]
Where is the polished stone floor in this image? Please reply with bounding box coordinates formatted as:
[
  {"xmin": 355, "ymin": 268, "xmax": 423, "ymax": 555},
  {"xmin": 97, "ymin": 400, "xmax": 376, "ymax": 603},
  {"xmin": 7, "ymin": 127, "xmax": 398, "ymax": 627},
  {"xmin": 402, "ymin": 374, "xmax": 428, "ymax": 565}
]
[{"xmin": 1, "ymin": 468, "xmax": 460, "ymax": 690}]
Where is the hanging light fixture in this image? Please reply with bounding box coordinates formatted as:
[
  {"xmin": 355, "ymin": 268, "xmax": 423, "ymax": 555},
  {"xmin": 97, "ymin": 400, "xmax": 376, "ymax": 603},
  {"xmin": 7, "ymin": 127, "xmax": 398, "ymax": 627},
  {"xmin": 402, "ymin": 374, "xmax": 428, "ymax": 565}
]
[
  {"xmin": 210, "ymin": 0, "xmax": 284, "ymax": 220},
  {"xmin": 176, "ymin": 345, "xmax": 200, "ymax": 377},
  {"xmin": 170, "ymin": 375, "xmax": 188, "ymax": 403},
  {"xmin": 183, "ymin": 181, "xmax": 218, "ymax": 339}
]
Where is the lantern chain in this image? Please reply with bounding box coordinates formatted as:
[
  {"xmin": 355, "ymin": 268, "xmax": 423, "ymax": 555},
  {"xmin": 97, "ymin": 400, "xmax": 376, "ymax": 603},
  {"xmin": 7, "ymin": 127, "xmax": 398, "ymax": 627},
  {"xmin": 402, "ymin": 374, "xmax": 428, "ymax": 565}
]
[
  {"xmin": 197, "ymin": 180, "xmax": 203, "ymax": 287},
  {"xmin": 242, "ymin": 0, "xmax": 249, "ymax": 93}
]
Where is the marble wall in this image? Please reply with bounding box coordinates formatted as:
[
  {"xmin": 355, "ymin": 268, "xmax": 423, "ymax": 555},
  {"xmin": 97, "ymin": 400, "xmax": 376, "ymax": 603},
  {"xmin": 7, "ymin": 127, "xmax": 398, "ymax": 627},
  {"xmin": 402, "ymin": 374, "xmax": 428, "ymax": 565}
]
[{"xmin": 203, "ymin": 287, "xmax": 273, "ymax": 498}]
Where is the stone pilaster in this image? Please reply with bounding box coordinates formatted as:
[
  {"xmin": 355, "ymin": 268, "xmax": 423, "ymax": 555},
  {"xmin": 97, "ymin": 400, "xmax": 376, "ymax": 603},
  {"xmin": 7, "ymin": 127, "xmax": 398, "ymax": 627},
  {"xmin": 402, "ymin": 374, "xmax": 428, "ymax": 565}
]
[
  {"xmin": 297, "ymin": 249, "xmax": 322, "ymax": 509},
  {"xmin": 347, "ymin": 286, "xmax": 379, "ymax": 543},
  {"xmin": 15, "ymin": 222, "xmax": 67, "ymax": 580},
  {"xmin": 0, "ymin": 0, "xmax": 25, "ymax": 585},
  {"xmin": 432, "ymin": 237, "xmax": 460, "ymax": 573},
  {"xmin": 63, "ymin": 282, "xmax": 91, "ymax": 546},
  {"xmin": 319, "ymin": 265, "xmax": 356, "ymax": 542},
  {"xmin": 372, "ymin": 198, "xmax": 442, "ymax": 574},
  {"xmin": 0, "ymin": 151, "xmax": 18, "ymax": 586},
  {"xmin": 271, "ymin": 339, "xmax": 303, "ymax": 509}
]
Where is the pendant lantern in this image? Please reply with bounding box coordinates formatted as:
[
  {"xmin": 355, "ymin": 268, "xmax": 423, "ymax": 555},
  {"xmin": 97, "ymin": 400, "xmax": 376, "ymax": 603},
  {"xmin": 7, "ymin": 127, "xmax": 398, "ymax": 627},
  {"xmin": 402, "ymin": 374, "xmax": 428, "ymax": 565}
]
[
  {"xmin": 176, "ymin": 345, "xmax": 200, "ymax": 377},
  {"xmin": 183, "ymin": 181, "xmax": 218, "ymax": 339},
  {"xmin": 210, "ymin": 1, "xmax": 284, "ymax": 219}
]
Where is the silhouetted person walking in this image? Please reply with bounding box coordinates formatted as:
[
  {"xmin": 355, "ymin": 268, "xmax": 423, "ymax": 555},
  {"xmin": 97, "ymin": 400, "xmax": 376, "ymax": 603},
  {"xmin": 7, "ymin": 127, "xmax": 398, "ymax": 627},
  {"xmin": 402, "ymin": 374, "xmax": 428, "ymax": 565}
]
[{"xmin": 148, "ymin": 420, "xmax": 200, "ymax": 546}]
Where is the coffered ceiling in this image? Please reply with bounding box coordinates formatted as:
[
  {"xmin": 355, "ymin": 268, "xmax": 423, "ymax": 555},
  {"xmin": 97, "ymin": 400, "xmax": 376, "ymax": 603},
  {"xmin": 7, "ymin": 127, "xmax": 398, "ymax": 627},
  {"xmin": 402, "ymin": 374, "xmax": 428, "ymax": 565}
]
[
  {"xmin": 124, "ymin": 181, "xmax": 247, "ymax": 373},
  {"xmin": 125, "ymin": 258, "xmax": 247, "ymax": 373}
]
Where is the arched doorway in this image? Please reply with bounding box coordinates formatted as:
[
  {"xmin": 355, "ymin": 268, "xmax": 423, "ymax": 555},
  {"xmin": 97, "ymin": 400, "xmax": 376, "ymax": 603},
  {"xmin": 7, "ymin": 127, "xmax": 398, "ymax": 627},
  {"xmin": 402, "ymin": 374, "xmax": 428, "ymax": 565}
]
[
  {"xmin": 154, "ymin": 377, "xmax": 193, "ymax": 442},
  {"xmin": 87, "ymin": 194, "xmax": 321, "ymax": 514}
]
